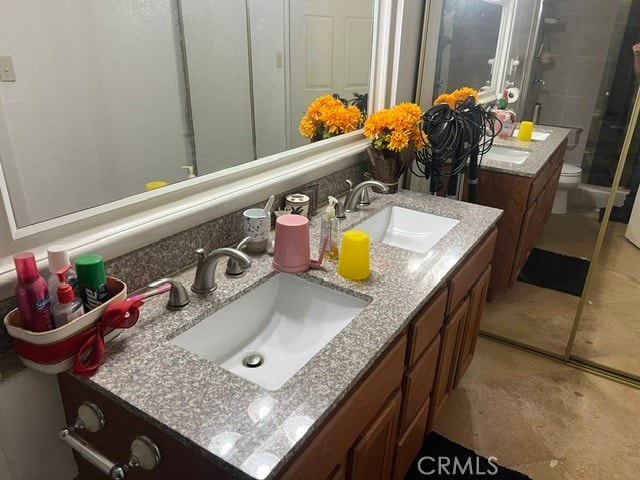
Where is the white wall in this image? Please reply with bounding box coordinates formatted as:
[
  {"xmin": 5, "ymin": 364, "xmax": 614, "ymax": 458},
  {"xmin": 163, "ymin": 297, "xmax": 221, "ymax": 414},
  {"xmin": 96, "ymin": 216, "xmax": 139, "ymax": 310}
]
[
  {"xmin": 0, "ymin": 0, "xmax": 192, "ymax": 227},
  {"xmin": 0, "ymin": 370, "xmax": 77, "ymax": 480}
]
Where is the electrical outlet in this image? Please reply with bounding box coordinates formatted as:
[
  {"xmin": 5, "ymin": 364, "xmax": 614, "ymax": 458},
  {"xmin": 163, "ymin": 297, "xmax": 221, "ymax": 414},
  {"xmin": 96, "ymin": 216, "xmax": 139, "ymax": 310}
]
[{"xmin": 0, "ymin": 56, "xmax": 16, "ymax": 82}]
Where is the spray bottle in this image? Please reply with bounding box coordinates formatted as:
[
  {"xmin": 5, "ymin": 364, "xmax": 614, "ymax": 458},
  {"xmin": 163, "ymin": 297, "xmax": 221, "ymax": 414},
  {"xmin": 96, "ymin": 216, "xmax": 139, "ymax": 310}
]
[
  {"xmin": 320, "ymin": 196, "xmax": 340, "ymax": 259},
  {"xmin": 52, "ymin": 265, "xmax": 85, "ymax": 327},
  {"xmin": 13, "ymin": 252, "xmax": 54, "ymax": 332}
]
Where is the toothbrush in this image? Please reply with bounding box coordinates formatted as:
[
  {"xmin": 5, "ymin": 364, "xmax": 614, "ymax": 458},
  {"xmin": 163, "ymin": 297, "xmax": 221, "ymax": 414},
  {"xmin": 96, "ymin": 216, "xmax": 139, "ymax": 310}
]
[{"xmin": 126, "ymin": 283, "xmax": 171, "ymax": 302}]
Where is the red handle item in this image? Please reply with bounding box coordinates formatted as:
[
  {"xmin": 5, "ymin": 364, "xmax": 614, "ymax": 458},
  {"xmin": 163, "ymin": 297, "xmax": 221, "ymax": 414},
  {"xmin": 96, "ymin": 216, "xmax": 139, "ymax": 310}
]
[{"xmin": 73, "ymin": 299, "xmax": 143, "ymax": 376}]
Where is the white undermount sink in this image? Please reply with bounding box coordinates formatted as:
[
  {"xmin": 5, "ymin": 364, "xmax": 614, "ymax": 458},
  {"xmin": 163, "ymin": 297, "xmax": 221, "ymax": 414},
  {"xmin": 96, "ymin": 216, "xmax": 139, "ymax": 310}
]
[
  {"xmin": 170, "ymin": 274, "xmax": 369, "ymax": 390},
  {"xmin": 484, "ymin": 146, "xmax": 530, "ymax": 165},
  {"xmin": 512, "ymin": 129, "xmax": 551, "ymax": 141},
  {"xmin": 355, "ymin": 206, "xmax": 459, "ymax": 254}
]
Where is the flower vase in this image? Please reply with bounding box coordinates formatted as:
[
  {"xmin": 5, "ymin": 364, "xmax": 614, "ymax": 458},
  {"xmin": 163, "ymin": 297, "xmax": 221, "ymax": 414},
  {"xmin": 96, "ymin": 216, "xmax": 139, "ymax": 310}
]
[{"xmin": 365, "ymin": 146, "xmax": 413, "ymax": 193}]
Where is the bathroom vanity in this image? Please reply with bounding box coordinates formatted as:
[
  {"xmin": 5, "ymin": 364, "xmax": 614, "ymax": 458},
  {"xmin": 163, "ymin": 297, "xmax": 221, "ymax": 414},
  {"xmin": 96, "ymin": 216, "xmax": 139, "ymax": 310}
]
[
  {"xmin": 472, "ymin": 127, "xmax": 571, "ymax": 296},
  {"xmin": 56, "ymin": 191, "xmax": 500, "ymax": 480}
]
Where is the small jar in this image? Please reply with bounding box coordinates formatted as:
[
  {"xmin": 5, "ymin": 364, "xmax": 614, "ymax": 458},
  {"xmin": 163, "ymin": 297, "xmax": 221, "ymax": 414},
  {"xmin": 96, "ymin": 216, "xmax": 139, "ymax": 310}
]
[{"xmin": 284, "ymin": 194, "xmax": 310, "ymax": 217}]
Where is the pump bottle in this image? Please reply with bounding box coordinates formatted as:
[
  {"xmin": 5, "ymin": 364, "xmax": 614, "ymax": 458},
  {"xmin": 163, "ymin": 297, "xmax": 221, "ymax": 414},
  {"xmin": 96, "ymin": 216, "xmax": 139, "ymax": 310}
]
[
  {"xmin": 320, "ymin": 196, "xmax": 340, "ymax": 259},
  {"xmin": 47, "ymin": 245, "xmax": 79, "ymax": 308},
  {"xmin": 52, "ymin": 265, "xmax": 85, "ymax": 327}
]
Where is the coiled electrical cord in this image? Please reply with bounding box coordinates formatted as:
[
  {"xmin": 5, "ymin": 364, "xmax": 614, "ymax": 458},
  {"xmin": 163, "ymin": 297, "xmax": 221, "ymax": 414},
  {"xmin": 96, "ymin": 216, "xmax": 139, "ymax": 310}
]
[{"xmin": 413, "ymin": 96, "xmax": 499, "ymax": 200}]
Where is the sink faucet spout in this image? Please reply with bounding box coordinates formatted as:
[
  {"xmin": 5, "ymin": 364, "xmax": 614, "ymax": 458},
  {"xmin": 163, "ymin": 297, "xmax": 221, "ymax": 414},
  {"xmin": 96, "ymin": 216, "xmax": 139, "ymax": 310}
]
[
  {"xmin": 192, "ymin": 247, "xmax": 252, "ymax": 294},
  {"xmin": 343, "ymin": 180, "xmax": 389, "ymax": 214}
]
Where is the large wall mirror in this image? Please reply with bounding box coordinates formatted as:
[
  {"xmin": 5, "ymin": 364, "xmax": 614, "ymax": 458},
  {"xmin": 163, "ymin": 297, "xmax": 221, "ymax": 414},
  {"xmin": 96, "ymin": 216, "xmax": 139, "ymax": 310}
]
[
  {"xmin": 0, "ymin": 0, "xmax": 373, "ymax": 228},
  {"xmin": 418, "ymin": 0, "xmax": 516, "ymax": 107},
  {"xmin": 432, "ymin": 0, "xmax": 510, "ymax": 99}
]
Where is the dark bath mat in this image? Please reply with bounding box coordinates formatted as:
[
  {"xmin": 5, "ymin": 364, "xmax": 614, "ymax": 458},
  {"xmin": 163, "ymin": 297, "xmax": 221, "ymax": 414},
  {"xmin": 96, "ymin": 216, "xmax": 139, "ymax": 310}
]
[
  {"xmin": 517, "ymin": 247, "xmax": 590, "ymax": 297},
  {"xmin": 404, "ymin": 432, "xmax": 532, "ymax": 479}
]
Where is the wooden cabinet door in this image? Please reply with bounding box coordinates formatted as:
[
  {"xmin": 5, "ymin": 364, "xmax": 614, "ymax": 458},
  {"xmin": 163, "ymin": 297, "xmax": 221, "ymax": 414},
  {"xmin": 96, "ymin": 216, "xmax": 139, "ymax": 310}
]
[
  {"xmin": 454, "ymin": 266, "xmax": 491, "ymax": 388},
  {"xmin": 349, "ymin": 391, "xmax": 402, "ymax": 480},
  {"xmin": 510, "ymin": 200, "xmax": 537, "ymax": 287},
  {"xmin": 326, "ymin": 455, "xmax": 349, "ymax": 480},
  {"xmin": 427, "ymin": 298, "xmax": 469, "ymax": 431}
]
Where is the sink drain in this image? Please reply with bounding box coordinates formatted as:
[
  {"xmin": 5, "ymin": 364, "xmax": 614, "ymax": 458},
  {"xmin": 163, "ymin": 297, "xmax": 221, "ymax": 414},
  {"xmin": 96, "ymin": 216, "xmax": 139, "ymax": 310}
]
[{"xmin": 242, "ymin": 353, "xmax": 264, "ymax": 368}]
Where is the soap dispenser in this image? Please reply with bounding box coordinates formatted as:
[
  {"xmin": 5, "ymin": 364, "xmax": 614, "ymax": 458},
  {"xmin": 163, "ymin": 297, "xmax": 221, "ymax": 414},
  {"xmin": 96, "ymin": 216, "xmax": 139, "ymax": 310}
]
[
  {"xmin": 52, "ymin": 265, "xmax": 85, "ymax": 327},
  {"xmin": 320, "ymin": 196, "xmax": 340, "ymax": 259}
]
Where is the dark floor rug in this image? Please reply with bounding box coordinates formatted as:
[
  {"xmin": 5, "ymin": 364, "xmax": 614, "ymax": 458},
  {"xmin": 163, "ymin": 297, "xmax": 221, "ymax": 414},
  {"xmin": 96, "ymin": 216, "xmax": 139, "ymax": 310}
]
[
  {"xmin": 404, "ymin": 432, "xmax": 532, "ymax": 479},
  {"xmin": 517, "ymin": 247, "xmax": 590, "ymax": 297}
]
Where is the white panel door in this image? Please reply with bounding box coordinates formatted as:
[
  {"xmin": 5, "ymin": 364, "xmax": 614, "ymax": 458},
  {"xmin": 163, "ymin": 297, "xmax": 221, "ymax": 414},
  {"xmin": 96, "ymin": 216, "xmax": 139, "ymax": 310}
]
[
  {"xmin": 289, "ymin": 0, "xmax": 373, "ymax": 148},
  {"xmin": 625, "ymin": 188, "xmax": 640, "ymax": 248}
]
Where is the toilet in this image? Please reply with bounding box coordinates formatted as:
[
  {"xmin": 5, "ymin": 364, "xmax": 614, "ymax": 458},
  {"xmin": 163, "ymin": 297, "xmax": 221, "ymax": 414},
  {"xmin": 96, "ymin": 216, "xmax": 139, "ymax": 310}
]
[{"xmin": 552, "ymin": 164, "xmax": 582, "ymax": 214}]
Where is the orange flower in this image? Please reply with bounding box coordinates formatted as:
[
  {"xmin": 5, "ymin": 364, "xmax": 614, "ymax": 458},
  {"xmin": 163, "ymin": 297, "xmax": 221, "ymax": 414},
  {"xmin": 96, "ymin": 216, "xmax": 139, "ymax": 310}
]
[
  {"xmin": 433, "ymin": 87, "xmax": 479, "ymax": 109},
  {"xmin": 299, "ymin": 95, "xmax": 364, "ymax": 140},
  {"xmin": 363, "ymin": 103, "xmax": 425, "ymax": 152}
]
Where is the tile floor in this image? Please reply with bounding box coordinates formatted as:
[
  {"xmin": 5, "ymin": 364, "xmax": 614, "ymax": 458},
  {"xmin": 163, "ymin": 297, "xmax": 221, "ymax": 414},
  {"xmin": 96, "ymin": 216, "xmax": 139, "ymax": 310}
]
[
  {"xmin": 434, "ymin": 337, "xmax": 640, "ymax": 479},
  {"xmin": 481, "ymin": 203, "xmax": 640, "ymax": 377},
  {"xmin": 571, "ymin": 220, "xmax": 640, "ymax": 376}
]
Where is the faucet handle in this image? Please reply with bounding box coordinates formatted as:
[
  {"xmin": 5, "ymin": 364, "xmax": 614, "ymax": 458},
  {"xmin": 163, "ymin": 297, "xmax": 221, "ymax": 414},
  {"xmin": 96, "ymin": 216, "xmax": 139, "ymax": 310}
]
[
  {"xmin": 195, "ymin": 248, "xmax": 206, "ymax": 261},
  {"xmin": 358, "ymin": 188, "xmax": 370, "ymax": 207},
  {"xmin": 226, "ymin": 236, "xmax": 251, "ymax": 277},
  {"xmin": 346, "ymin": 179, "xmax": 354, "ymax": 196},
  {"xmin": 147, "ymin": 278, "xmax": 190, "ymax": 310}
]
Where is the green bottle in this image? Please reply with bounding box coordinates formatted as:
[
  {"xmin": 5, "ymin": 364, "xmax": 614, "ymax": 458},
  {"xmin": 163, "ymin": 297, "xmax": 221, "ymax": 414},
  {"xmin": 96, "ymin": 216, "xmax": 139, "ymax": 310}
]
[{"xmin": 75, "ymin": 254, "xmax": 108, "ymax": 311}]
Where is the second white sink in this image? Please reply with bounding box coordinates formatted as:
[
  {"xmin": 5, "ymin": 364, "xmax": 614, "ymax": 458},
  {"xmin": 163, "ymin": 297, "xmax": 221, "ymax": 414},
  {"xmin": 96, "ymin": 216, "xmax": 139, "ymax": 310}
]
[
  {"xmin": 170, "ymin": 274, "xmax": 369, "ymax": 391},
  {"xmin": 484, "ymin": 146, "xmax": 530, "ymax": 165},
  {"xmin": 355, "ymin": 206, "xmax": 459, "ymax": 254}
]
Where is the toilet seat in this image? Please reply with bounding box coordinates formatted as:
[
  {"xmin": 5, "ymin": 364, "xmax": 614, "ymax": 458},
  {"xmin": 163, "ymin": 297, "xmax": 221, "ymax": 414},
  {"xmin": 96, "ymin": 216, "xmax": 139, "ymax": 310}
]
[{"xmin": 561, "ymin": 164, "xmax": 582, "ymax": 177}]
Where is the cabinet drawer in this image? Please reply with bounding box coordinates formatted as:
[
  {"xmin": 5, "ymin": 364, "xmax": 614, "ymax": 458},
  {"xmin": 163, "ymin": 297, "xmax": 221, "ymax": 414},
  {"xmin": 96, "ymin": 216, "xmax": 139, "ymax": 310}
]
[
  {"xmin": 400, "ymin": 335, "xmax": 440, "ymax": 434},
  {"xmin": 528, "ymin": 162, "xmax": 552, "ymax": 208},
  {"xmin": 407, "ymin": 288, "xmax": 447, "ymax": 366},
  {"xmin": 447, "ymin": 229, "xmax": 497, "ymax": 314},
  {"xmin": 393, "ymin": 397, "xmax": 430, "ymax": 480}
]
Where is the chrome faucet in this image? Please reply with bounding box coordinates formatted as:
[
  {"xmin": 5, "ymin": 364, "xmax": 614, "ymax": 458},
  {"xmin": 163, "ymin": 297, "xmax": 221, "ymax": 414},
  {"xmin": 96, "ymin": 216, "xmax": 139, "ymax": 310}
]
[
  {"xmin": 191, "ymin": 247, "xmax": 252, "ymax": 294},
  {"xmin": 225, "ymin": 236, "xmax": 251, "ymax": 278},
  {"xmin": 335, "ymin": 179, "xmax": 389, "ymax": 218}
]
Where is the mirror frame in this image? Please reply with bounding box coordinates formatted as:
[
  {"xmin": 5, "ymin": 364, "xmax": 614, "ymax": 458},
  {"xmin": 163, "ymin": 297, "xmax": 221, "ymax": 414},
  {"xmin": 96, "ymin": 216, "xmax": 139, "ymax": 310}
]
[
  {"xmin": 416, "ymin": 0, "xmax": 515, "ymax": 107},
  {"xmin": 0, "ymin": 0, "xmax": 397, "ymax": 299}
]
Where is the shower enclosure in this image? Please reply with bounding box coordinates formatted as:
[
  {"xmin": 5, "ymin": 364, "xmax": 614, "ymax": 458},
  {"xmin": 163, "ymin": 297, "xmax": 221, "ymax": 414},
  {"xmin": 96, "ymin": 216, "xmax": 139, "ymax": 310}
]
[{"xmin": 521, "ymin": 0, "xmax": 639, "ymax": 202}]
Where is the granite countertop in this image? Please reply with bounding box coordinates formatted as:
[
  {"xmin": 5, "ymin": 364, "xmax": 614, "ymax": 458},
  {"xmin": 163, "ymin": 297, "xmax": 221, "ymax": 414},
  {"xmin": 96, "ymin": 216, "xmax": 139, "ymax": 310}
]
[
  {"xmin": 481, "ymin": 125, "xmax": 572, "ymax": 177},
  {"xmin": 74, "ymin": 190, "xmax": 501, "ymax": 479}
]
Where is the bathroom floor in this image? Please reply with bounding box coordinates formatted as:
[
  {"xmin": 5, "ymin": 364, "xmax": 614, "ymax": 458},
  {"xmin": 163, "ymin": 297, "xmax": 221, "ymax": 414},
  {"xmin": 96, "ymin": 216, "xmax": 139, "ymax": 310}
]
[
  {"xmin": 434, "ymin": 337, "xmax": 640, "ymax": 479},
  {"xmin": 481, "ymin": 205, "xmax": 599, "ymax": 356},
  {"xmin": 571, "ymin": 219, "xmax": 640, "ymax": 376},
  {"xmin": 481, "ymin": 202, "xmax": 640, "ymax": 376}
]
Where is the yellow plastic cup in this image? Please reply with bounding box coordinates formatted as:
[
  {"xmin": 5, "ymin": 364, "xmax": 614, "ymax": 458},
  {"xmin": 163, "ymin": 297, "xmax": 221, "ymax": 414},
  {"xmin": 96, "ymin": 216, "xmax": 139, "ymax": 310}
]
[
  {"xmin": 337, "ymin": 230, "xmax": 370, "ymax": 281},
  {"xmin": 517, "ymin": 121, "xmax": 534, "ymax": 142},
  {"xmin": 145, "ymin": 181, "xmax": 168, "ymax": 191}
]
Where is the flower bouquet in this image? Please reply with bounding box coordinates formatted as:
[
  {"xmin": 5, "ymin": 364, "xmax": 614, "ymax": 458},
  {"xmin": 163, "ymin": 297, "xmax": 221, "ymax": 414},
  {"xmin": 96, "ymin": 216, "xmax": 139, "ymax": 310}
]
[
  {"xmin": 362, "ymin": 103, "xmax": 426, "ymax": 193},
  {"xmin": 299, "ymin": 95, "xmax": 363, "ymax": 141}
]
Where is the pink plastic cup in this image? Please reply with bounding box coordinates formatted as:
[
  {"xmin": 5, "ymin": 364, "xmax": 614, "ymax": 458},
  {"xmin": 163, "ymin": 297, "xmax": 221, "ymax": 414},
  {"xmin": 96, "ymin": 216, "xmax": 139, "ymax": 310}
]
[{"xmin": 273, "ymin": 215, "xmax": 326, "ymax": 273}]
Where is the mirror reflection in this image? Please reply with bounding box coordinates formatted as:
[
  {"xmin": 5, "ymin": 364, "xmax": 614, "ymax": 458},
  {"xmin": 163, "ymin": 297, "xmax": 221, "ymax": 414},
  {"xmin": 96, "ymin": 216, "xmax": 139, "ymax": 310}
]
[
  {"xmin": 478, "ymin": 0, "xmax": 640, "ymax": 374},
  {"xmin": 572, "ymin": 213, "xmax": 640, "ymax": 378},
  {"xmin": 0, "ymin": 0, "xmax": 373, "ymax": 227},
  {"xmin": 433, "ymin": 0, "xmax": 504, "ymax": 98}
]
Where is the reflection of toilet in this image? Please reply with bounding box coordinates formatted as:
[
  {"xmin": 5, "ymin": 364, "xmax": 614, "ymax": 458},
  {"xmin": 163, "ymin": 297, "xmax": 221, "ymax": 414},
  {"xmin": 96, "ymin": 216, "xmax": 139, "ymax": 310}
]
[{"xmin": 552, "ymin": 164, "xmax": 582, "ymax": 214}]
